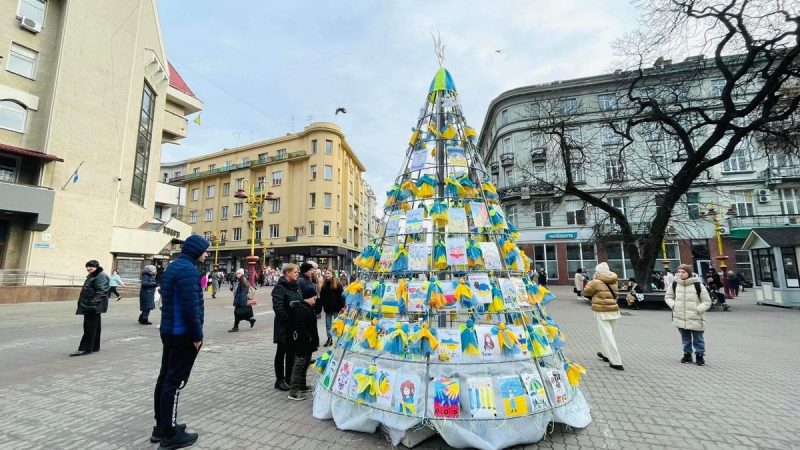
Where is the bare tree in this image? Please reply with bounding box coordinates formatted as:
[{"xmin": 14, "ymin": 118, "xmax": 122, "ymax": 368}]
[{"xmin": 509, "ymin": 0, "xmax": 799, "ymax": 289}]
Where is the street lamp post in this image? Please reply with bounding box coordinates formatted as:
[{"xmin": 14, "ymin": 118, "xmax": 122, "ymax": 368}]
[
  {"xmin": 234, "ymin": 182, "xmax": 278, "ymax": 286},
  {"xmin": 701, "ymin": 204, "xmax": 738, "ymax": 299},
  {"xmin": 660, "ymin": 223, "xmax": 677, "ymax": 270},
  {"xmin": 210, "ymin": 230, "xmax": 222, "ymax": 271}
]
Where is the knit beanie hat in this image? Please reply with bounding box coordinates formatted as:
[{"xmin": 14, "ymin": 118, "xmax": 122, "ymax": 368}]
[
  {"xmin": 678, "ymin": 264, "xmax": 693, "ymax": 274},
  {"xmin": 299, "ymin": 262, "xmax": 314, "ymax": 274},
  {"xmin": 181, "ymin": 235, "xmax": 210, "ymax": 259}
]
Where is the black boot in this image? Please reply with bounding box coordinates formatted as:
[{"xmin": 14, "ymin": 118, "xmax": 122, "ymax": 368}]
[
  {"xmin": 158, "ymin": 427, "xmax": 198, "ymax": 449},
  {"xmin": 249, "ymin": 318, "xmax": 256, "ymax": 328},
  {"xmin": 274, "ymin": 379, "xmax": 290, "ymax": 391},
  {"xmin": 150, "ymin": 424, "xmax": 186, "ymax": 443},
  {"xmin": 695, "ymin": 354, "xmax": 705, "ymax": 366},
  {"xmin": 681, "ymin": 352, "xmax": 692, "ymax": 364},
  {"xmin": 324, "ymin": 337, "xmax": 332, "ymax": 347},
  {"xmin": 228, "ymin": 327, "xmax": 239, "ymax": 332}
]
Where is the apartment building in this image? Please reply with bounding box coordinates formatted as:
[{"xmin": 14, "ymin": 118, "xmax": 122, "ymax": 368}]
[
  {"xmin": 0, "ymin": 0, "xmax": 201, "ymax": 279},
  {"xmin": 479, "ymin": 56, "xmax": 800, "ymax": 286},
  {"xmin": 172, "ymin": 122, "xmax": 375, "ymax": 272}
]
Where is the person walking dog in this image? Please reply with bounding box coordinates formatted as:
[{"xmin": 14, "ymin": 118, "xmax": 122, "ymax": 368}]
[{"xmin": 665, "ymin": 264, "xmax": 712, "ymax": 366}]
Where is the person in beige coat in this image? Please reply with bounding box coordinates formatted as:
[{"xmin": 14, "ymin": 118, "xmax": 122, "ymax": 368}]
[
  {"xmin": 582, "ymin": 262, "xmax": 624, "ymax": 370},
  {"xmin": 574, "ymin": 268, "xmax": 585, "ymax": 301},
  {"xmin": 664, "ymin": 263, "xmax": 712, "ymax": 366}
]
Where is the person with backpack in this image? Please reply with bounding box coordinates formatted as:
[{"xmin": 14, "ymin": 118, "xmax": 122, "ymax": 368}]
[
  {"xmin": 582, "ymin": 262, "xmax": 624, "ymax": 371},
  {"xmin": 665, "ymin": 264, "xmax": 712, "ymax": 366}
]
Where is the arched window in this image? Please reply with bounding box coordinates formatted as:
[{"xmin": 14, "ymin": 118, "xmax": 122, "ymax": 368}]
[{"xmin": 0, "ymin": 100, "xmax": 26, "ymax": 132}]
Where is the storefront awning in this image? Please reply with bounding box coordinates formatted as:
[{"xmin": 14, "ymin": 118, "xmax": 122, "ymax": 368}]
[
  {"xmin": 742, "ymin": 227, "xmax": 800, "ymax": 250},
  {"xmin": 0, "ymin": 142, "xmax": 63, "ymax": 162}
]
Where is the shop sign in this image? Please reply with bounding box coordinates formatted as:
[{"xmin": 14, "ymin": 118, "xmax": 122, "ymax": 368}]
[
  {"xmin": 313, "ymin": 247, "xmax": 335, "ymax": 256},
  {"xmin": 545, "ymin": 232, "xmax": 578, "ymax": 240}
]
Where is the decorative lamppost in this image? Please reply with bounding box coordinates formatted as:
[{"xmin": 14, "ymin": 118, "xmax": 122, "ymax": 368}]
[
  {"xmin": 660, "ymin": 222, "xmax": 677, "ymax": 271},
  {"xmin": 209, "ymin": 230, "xmax": 224, "ymax": 271},
  {"xmin": 234, "ymin": 181, "xmax": 278, "ymax": 286},
  {"xmin": 700, "ymin": 203, "xmax": 738, "ymax": 299}
]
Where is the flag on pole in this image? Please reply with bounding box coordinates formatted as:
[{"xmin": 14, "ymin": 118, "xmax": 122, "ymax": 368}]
[
  {"xmin": 72, "ymin": 170, "xmax": 79, "ymax": 184},
  {"xmin": 193, "ymin": 114, "xmax": 202, "ymax": 126}
]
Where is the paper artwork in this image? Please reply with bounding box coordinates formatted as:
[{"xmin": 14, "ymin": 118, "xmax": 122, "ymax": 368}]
[
  {"xmin": 408, "ymin": 243, "xmax": 429, "ymax": 271},
  {"xmin": 475, "ymin": 324, "xmax": 500, "ymax": 361},
  {"xmin": 467, "ymin": 377, "xmax": 496, "ymax": 419},
  {"xmin": 405, "ymin": 208, "xmax": 425, "ymax": 234},
  {"xmin": 445, "ymin": 237, "xmax": 468, "ymax": 266},
  {"xmin": 447, "ymin": 146, "xmax": 468, "ymax": 168},
  {"xmin": 520, "ymin": 372, "xmax": 550, "ymax": 411},
  {"xmin": 497, "ymin": 376, "xmax": 529, "ymax": 417},
  {"xmin": 409, "ymin": 148, "xmax": 428, "ymax": 171},
  {"xmin": 321, "ymin": 355, "xmax": 339, "ymax": 390},
  {"xmin": 406, "ymin": 281, "xmax": 428, "ymax": 313},
  {"xmin": 498, "ymin": 278, "xmax": 519, "ymax": 308},
  {"xmin": 375, "ymin": 367, "xmax": 396, "ymax": 409},
  {"xmin": 447, "ymin": 208, "xmax": 468, "ymax": 233},
  {"xmin": 436, "ymin": 328, "xmax": 462, "ymax": 363},
  {"xmin": 479, "ymin": 242, "xmax": 502, "ymax": 270},
  {"xmin": 547, "ymin": 369, "xmax": 569, "ymax": 407},
  {"xmin": 433, "ymin": 377, "xmax": 461, "ymax": 418},
  {"xmin": 331, "ymin": 359, "xmax": 354, "ymax": 397},
  {"xmin": 468, "ymin": 273, "xmax": 492, "ymax": 305},
  {"xmin": 469, "ymin": 202, "xmax": 490, "ymax": 228},
  {"xmin": 378, "ymin": 245, "xmax": 395, "ymax": 273},
  {"xmin": 395, "ymin": 374, "xmax": 421, "ymax": 416}
]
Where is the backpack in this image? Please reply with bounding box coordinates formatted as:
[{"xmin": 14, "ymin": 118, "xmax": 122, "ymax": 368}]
[{"xmin": 671, "ymin": 281, "xmax": 702, "ymax": 297}]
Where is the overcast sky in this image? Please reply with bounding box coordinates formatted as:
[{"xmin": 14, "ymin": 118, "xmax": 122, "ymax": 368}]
[{"xmin": 157, "ymin": 1, "xmax": 641, "ymax": 206}]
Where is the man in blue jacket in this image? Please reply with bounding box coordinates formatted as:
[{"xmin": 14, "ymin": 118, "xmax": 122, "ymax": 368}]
[{"xmin": 150, "ymin": 235, "xmax": 209, "ymax": 449}]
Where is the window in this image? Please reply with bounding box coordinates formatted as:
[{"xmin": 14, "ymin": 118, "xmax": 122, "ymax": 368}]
[
  {"xmin": 222, "ymin": 183, "xmax": 230, "ymax": 196},
  {"xmin": 653, "ymin": 242, "xmax": 680, "ymax": 272},
  {"xmin": 502, "ymin": 137, "xmax": 512, "ymax": 154},
  {"xmin": 241, "ymin": 156, "xmax": 249, "ymax": 164},
  {"xmin": 272, "ymin": 171, "xmax": 282, "ymax": 186},
  {"xmin": 609, "ymin": 197, "xmax": 629, "ymax": 216},
  {"xmin": 208, "ymin": 164, "xmax": 215, "ymax": 171},
  {"xmin": 189, "ymin": 211, "xmax": 197, "ymax": 223},
  {"xmin": 650, "ymin": 149, "xmax": 668, "ymax": 178},
  {"xmin": 566, "ymin": 243, "xmax": 597, "ymax": 275},
  {"xmin": 606, "ymin": 242, "xmax": 634, "ymax": 279},
  {"xmin": 323, "ymin": 221, "xmax": 331, "ymax": 236},
  {"xmin": 7, "ymin": 43, "xmax": 38, "ymax": 79},
  {"xmin": 256, "ymin": 204, "xmax": 263, "ymax": 216},
  {"xmin": 642, "ymin": 122, "xmax": 662, "ymax": 141},
  {"xmin": 671, "ymin": 85, "xmax": 689, "ymax": 103},
  {"xmin": 570, "ymin": 159, "xmax": 585, "ymax": 183},
  {"xmin": 224, "ymin": 161, "xmax": 232, "ymax": 169},
  {"xmin": 162, "ymin": 172, "xmax": 169, "ymax": 183},
  {"xmin": 232, "ymin": 227, "xmax": 242, "ymax": 241},
  {"xmin": 752, "ymin": 247, "xmax": 776, "ymax": 287},
  {"xmin": 234, "ymin": 203, "xmax": 244, "ymax": 216},
  {"xmin": 258, "ymin": 152, "xmax": 268, "ymax": 161},
  {"xmin": 710, "ymin": 79, "xmax": 725, "ymax": 97},
  {"xmin": 722, "ymin": 142, "xmax": 752, "ymax": 172},
  {"xmin": 130, "ymin": 82, "xmax": 155, "ymax": 206},
  {"xmin": 17, "ymin": 0, "xmax": 45, "ymax": 24},
  {"xmin": 506, "ymin": 205, "xmax": 517, "ymax": 228},
  {"xmin": 532, "ymin": 244, "xmax": 558, "ymax": 280},
  {"xmin": 0, "ymin": 155, "xmax": 19, "ymax": 183},
  {"xmin": 191, "ymin": 188, "xmax": 199, "ymax": 201},
  {"xmin": 324, "ymin": 165, "xmax": 333, "ymax": 180},
  {"xmin": 277, "ymin": 149, "xmax": 286, "ymax": 158},
  {"xmin": 561, "ymin": 98, "xmax": 577, "ymax": 114},
  {"xmin": 601, "ymin": 125, "xmax": 622, "ymax": 146},
  {"xmin": 255, "ymin": 225, "xmax": 262, "ymax": 241},
  {"xmin": 256, "ymin": 176, "xmax": 265, "ymax": 191},
  {"xmin": 597, "ymin": 93, "xmax": 616, "ymax": 110},
  {"xmin": 686, "ymin": 192, "xmax": 700, "ymax": 219},
  {"xmin": 533, "ymin": 201, "xmax": 551, "ymax": 227},
  {"xmin": 310, "ymin": 165, "xmax": 317, "ymax": 179},
  {"xmin": 271, "ymin": 198, "xmax": 281, "ymax": 213},
  {"xmin": 0, "ymin": 100, "xmax": 26, "ymax": 132},
  {"xmin": 325, "ymin": 140, "xmax": 333, "ymax": 154},
  {"xmin": 566, "ymin": 200, "xmax": 586, "ymax": 225},
  {"xmin": 733, "ymin": 191, "xmax": 754, "ymax": 217},
  {"xmin": 311, "ymin": 140, "xmax": 318, "ymax": 154},
  {"xmin": 309, "ymin": 221, "xmax": 316, "ymax": 235},
  {"xmin": 221, "ymin": 205, "xmax": 229, "ymax": 219},
  {"xmin": 532, "ymin": 162, "xmax": 546, "ymax": 182},
  {"xmin": 236, "ymin": 178, "xmax": 244, "ymax": 190},
  {"xmin": 309, "ymin": 192, "xmax": 317, "ymax": 208},
  {"xmin": 204, "ymin": 208, "xmax": 213, "ymax": 221},
  {"xmin": 500, "ymin": 109, "xmax": 509, "ymax": 125},
  {"xmin": 174, "ymin": 171, "xmax": 181, "ymax": 178},
  {"xmin": 604, "ymin": 150, "xmax": 625, "ymax": 181},
  {"xmin": 192, "ymin": 168, "xmax": 200, "ymax": 175},
  {"xmin": 220, "ymin": 230, "xmax": 227, "ymax": 242},
  {"xmin": 206, "ymin": 185, "xmax": 216, "ymax": 198},
  {"xmin": 203, "ymin": 231, "xmax": 212, "ymax": 241},
  {"xmin": 324, "ymin": 192, "xmax": 332, "ymax": 208},
  {"xmin": 505, "ymin": 169, "xmax": 514, "ymax": 185},
  {"xmin": 780, "ymin": 188, "xmax": 800, "ymax": 215}
]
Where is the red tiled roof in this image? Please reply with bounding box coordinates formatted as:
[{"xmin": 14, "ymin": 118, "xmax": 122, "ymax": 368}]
[
  {"xmin": 168, "ymin": 62, "xmax": 197, "ymax": 99},
  {"xmin": 0, "ymin": 142, "xmax": 63, "ymax": 162}
]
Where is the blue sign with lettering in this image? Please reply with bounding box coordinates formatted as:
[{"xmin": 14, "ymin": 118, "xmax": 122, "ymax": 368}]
[{"xmin": 545, "ymin": 232, "xmax": 578, "ymax": 240}]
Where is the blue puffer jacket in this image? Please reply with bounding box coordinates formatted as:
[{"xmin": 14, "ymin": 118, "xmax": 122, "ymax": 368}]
[{"xmin": 159, "ymin": 235, "xmax": 209, "ymax": 341}]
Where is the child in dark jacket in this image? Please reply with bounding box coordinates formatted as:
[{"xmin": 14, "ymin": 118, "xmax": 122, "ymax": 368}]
[{"xmin": 287, "ymin": 294, "xmax": 320, "ymax": 400}]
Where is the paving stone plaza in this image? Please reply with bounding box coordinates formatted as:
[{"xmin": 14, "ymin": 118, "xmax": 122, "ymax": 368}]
[{"xmin": 0, "ymin": 285, "xmax": 798, "ymax": 449}]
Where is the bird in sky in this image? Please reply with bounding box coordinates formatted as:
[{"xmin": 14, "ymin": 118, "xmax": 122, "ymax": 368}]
[
  {"xmin": 494, "ymin": 49, "xmax": 504, "ymax": 54},
  {"xmin": 335, "ymin": 107, "xmax": 347, "ymax": 115}
]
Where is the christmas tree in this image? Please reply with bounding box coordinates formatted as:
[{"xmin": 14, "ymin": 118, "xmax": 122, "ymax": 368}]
[{"xmin": 312, "ymin": 64, "xmax": 591, "ymax": 450}]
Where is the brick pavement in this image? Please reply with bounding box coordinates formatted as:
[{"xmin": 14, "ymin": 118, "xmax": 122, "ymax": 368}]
[{"xmin": 0, "ymin": 285, "xmax": 798, "ymax": 449}]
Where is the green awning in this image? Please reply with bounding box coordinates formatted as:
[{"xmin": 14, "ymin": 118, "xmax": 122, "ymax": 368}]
[{"xmin": 730, "ymin": 228, "xmax": 751, "ymax": 239}]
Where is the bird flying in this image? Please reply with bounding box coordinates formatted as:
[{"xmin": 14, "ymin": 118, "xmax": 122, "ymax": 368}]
[
  {"xmin": 335, "ymin": 107, "xmax": 347, "ymax": 115},
  {"xmin": 494, "ymin": 49, "xmax": 504, "ymax": 54}
]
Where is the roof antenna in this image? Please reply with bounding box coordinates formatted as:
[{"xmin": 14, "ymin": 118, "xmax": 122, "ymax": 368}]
[{"xmin": 431, "ymin": 31, "xmax": 445, "ymax": 67}]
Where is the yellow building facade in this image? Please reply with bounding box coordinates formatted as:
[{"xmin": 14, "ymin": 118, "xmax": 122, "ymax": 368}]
[
  {"xmin": 174, "ymin": 122, "xmax": 373, "ymax": 272},
  {"xmin": 0, "ymin": 0, "xmax": 201, "ymax": 281}
]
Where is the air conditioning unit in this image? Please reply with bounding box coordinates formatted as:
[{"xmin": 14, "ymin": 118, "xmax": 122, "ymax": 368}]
[
  {"xmin": 757, "ymin": 189, "xmax": 771, "ymax": 196},
  {"xmin": 19, "ymin": 16, "xmax": 41, "ymax": 33},
  {"xmin": 758, "ymin": 194, "xmax": 771, "ymax": 203}
]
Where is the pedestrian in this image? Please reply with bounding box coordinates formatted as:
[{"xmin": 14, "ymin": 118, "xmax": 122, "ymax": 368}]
[
  {"xmin": 664, "ymin": 269, "xmax": 675, "ymax": 291},
  {"xmin": 211, "ymin": 269, "xmax": 220, "ymax": 299},
  {"xmin": 727, "ymin": 271, "xmax": 740, "ymax": 297},
  {"xmin": 320, "ymin": 269, "xmax": 344, "ymax": 347},
  {"xmin": 573, "ymin": 268, "xmax": 584, "ymax": 301},
  {"xmin": 109, "ymin": 270, "xmax": 125, "ymax": 301},
  {"xmin": 156, "ymin": 266, "xmax": 164, "ymax": 285},
  {"xmin": 150, "ymin": 235, "xmax": 209, "ymax": 448},
  {"xmin": 200, "ymin": 271, "xmax": 208, "ymax": 293},
  {"xmin": 625, "ymin": 277, "xmax": 643, "ymax": 310},
  {"xmin": 70, "ymin": 260, "xmax": 110, "ymax": 357},
  {"xmin": 537, "ymin": 267, "xmax": 548, "ymax": 287},
  {"xmin": 664, "ymin": 264, "xmax": 712, "ymax": 366},
  {"xmin": 139, "ymin": 265, "xmax": 158, "ymax": 325},
  {"xmin": 298, "ymin": 261, "xmax": 322, "ymax": 314},
  {"xmin": 287, "ymin": 281, "xmax": 320, "ymax": 401},
  {"xmin": 582, "ymin": 262, "xmax": 624, "ymax": 371},
  {"xmin": 272, "ymin": 263, "xmax": 301, "ymax": 391},
  {"xmin": 736, "ymin": 271, "xmax": 747, "ymax": 292},
  {"xmin": 228, "ymin": 268, "xmax": 256, "ymax": 332}
]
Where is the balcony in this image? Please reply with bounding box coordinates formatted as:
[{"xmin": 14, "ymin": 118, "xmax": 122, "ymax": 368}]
[
  {"xmin": 0, "ymin": 181, "xmax": 55, "ymax": 231},
  {"xmin": 497, "ymin": 182, "xmax": 554, "ymax": 200},
  {"xmin": 500, "ymin": 152, "xmax": 515, "ymax": 167},
  {"xmin": 768, "ymin": 165, "xmax": 800, "ymax": 180},
  {"xmin": 286, "ymin": 236, "xmax": 298, "ymax": 242},
  {"xmin": 729, "ymin": 214, "xmax": 800, "ymax": 229},
  {"xmin": 490, "ymin": 161, "xmax": 500, "ymax": 173},
  {"xmin": 530, "ymin": 148, "xmax": 547, "ymax": 162},
  {"xmin": 594, "ymin": 222, "xmax": 651, "ymax": 236},
  {"xmin": 162, "ymin": 110, "xmax": 188, "ymax": 141}
]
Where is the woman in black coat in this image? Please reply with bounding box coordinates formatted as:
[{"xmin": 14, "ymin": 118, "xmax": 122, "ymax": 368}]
[
  {"xmin": 71, "ymin": 260, "xmax": 110, "ymax": 357},
  {"xmin": 138, "ymin": 265, "xmax": 158, "ymax": 325},
  {"xmin": 229, "ymin": 268, "xmax": 255, "ymax": 332},
  {"xmin": 320, "ymin": 270, "xmax": 344, "ymax": 347},
  {"xmin": 271, "ymin": 263, "xmax": 301, "ymax": 391}
]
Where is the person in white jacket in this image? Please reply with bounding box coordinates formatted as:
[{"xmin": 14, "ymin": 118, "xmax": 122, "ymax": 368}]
[{"xmin": 664, "ymin": 264, "xmax": 712, "ymax": 366}]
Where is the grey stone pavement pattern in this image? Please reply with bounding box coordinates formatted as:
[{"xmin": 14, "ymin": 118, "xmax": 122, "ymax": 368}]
[{"xmin": 0, "ymin": 284, "xmax": 799, "ymax": 449}]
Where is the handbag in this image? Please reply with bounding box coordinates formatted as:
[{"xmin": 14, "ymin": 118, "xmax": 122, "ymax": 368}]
[{"xmin": 246, "ymin": 285, "xmax": 257, "ymax": 305}]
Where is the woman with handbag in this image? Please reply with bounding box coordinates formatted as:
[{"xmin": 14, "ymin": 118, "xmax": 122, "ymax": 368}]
[
  {"xmin": 228, "ymin": 268, "xmax": 256, "ymax": 332},
  {"xmin": 582, "ymin": 262, "xmax": 624, "ymax": 371}
]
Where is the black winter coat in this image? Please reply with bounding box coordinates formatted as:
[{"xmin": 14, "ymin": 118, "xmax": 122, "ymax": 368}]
[
  {"xmin": 232, "ymin": 280, "xmax": 249, "ymax": 306},
  {"xmin": 272, "ymin": 277, "xmax": 301, "ymax": 344},
  {"xmin": 320, "ymin": 282, "xmax": 344, "ymax": 314},
  {"xmin": 139, "ymin": 272, "xmax": 158, "ymax": 311},
  {"xmin": 290, "ymin": 299, "xmax": 320, "ymax": 354},
  {"xmin": 76, "ymin": 268, "xmax": 110, "ymax": 315}
]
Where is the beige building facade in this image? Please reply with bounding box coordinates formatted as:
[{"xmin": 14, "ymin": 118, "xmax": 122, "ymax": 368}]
[
  {"xmin": 0, "ymin": 0, "xmax": 201, "ymax": 281},
  {"xmin": 172, "ymin": 122, "xmax": 373, "ymax": 272}
]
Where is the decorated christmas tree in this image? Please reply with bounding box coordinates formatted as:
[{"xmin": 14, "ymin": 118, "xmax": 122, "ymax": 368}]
[{"xmin": 312, "ymin": 63, "xmax": 591, "ymax": 450}]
